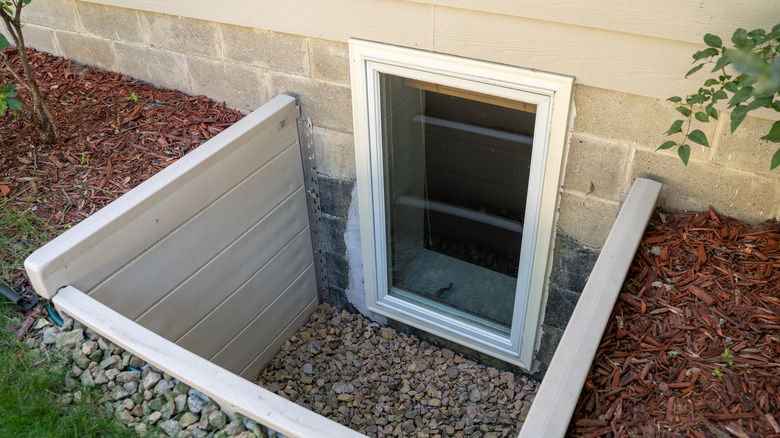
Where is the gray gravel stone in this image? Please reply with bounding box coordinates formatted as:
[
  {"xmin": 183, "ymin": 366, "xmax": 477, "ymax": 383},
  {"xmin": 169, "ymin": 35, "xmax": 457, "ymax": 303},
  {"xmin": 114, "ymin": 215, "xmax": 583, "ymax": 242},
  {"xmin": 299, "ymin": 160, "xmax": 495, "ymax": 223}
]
[
  {"xmin": 223, "ymin": 418, "xmax": 246, "ymax": 435},
  {"xmin": 148, "ymin": 410, "xmax": 163, "ymax": 424},
  {"xmin": 255, "ymin": 304, "xmax": 539, "ymax": 437},
  {"xmin": 81, "ymin": 340, "xmax": 98, "ymax": 356},
  {"xmin": 179, "ymin": 411, "xmax": 199, "ymax": 428},
  {"xmin": 174, "ymin": 393, "xmax": 188, "ymax": 413},
  {"xmin": 208, "ymin": 410, "xmax": 227, "ymax": 429},
  {"xmin": 155, "ymin": 378, "xmax": 175, "ymax": 394},
  {"xmin": 187, "ymin": 388, "xmax": 210, "ymax": 413},
  {"xmin": 41, "ymin": 326, "xmax": 57, "ymax": 344},
  {"xmin": 142, "ymin": 371, "xmax": 162, "ymax": 390},
  {"xmin": 159, "ymin": 419, "xmax": 182, "ymax": 437},
  {"xmin": 116, "ymin": 370, "xmax": 140, "ymax": 383},
  {"xmin": 55, "ymin": 329, "xmax": 83, "ymax": 350}
]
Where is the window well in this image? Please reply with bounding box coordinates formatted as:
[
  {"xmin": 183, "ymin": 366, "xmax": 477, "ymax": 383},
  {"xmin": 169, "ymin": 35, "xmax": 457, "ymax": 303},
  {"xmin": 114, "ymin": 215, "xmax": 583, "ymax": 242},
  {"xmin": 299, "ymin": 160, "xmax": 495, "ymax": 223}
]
[{"xmin": 350, "ymin": 40, "xmax": 574, "ymax": 369}]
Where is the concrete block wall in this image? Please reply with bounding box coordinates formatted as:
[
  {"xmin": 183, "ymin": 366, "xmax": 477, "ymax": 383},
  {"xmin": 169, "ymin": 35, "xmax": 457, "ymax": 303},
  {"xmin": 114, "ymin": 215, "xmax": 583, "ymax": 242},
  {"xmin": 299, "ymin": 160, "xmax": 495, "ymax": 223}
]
[{"xmin": 14, "ymin": 0, "xmax": 780, "ymax": 375}]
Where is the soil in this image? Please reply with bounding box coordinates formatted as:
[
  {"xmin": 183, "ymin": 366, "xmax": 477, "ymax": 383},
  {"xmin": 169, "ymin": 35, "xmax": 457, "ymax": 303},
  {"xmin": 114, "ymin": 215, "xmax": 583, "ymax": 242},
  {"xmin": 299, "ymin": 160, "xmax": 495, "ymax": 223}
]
[
  {"xmin": 3, "ymin": 48, "xmax": 778, "ymax": 438},
  {"xmin": 0, "ymin": 47, "xmax": 242, "ymax": 289},
  {"xmin": 568, "ymin": 209, "xmax": 780, "ymax": 438}
]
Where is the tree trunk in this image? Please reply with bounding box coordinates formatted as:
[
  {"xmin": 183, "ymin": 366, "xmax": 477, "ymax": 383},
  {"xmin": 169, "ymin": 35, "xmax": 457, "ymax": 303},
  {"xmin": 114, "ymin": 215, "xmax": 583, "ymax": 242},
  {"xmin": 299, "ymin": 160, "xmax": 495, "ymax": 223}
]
[{"xmin": 1, "ymin": 3, "xmax": 60, "ymax": 143}]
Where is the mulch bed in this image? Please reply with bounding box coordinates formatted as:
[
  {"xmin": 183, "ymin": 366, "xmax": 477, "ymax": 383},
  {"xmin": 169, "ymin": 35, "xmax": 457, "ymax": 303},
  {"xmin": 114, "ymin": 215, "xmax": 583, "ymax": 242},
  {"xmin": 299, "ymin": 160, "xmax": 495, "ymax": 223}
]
[
  {"xmin": 1, "ymin": 48, "xmax": 242, "ymax": 289},
  {"xmin": 569, "ymin": 209, "xmax": 780, "ymax": 438}
]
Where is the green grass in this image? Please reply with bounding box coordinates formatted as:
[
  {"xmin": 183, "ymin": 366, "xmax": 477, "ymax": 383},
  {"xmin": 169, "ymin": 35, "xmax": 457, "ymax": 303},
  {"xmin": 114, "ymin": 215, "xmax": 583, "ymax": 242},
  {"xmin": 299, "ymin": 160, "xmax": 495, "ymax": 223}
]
[
  {"xmin": 0, "ymin": 203, "xmax": 53, "ymax": 288},
  {"xmin": 0, "ymin": 206, "xmax": 137, "ymax": 437},
  {"xmin": 0, "ymin": 303, "xmax": 138, "ymax": 438}
]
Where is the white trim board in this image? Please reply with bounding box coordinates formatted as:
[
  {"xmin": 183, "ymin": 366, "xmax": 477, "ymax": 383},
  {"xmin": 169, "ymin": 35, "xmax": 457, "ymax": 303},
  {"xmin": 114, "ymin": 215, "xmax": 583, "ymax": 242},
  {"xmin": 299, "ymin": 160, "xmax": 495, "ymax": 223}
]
[{"xmin": 518, "ymin": 177, "xmax": 662, "ymax": 438}]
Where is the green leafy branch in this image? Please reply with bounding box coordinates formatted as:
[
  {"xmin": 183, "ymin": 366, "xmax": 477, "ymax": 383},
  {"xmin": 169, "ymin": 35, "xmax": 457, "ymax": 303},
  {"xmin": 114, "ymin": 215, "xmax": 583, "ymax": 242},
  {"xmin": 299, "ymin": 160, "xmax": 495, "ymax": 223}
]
[
  {"xmin": 661, "ymin": 25, "xmax": 780, "ymax": 170},
  {"xmin": 0, "ymin": 82, "xmax": 21, "ymax": 114}
]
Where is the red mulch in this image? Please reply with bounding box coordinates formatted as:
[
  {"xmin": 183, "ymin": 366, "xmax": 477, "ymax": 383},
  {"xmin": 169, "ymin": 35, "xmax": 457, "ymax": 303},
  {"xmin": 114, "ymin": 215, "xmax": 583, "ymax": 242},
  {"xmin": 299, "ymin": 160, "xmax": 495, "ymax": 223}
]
[
  {"xmin": 569, "ymin": 208, "xmax": 780, "ymax": 438},
  {"xmin": 1, "ymin": 48, "xmax": 243, "ymax": 288}
]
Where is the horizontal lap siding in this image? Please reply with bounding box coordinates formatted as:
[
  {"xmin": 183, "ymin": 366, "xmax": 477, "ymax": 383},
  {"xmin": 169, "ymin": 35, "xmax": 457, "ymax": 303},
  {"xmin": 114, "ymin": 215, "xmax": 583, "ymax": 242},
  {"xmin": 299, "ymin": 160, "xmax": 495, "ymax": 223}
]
[
  {"xmin": 77, "ymin": 0, "xmax": 779, "ymax": 101},
  {"xmin": 26, "ymin": 95, "xmax": 318, "ymax": 376}
]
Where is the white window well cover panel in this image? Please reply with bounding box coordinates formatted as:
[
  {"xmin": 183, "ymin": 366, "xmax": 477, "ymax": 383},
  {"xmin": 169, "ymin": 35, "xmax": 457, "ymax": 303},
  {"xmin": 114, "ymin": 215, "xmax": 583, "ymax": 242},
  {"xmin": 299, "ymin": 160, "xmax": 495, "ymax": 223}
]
[
  {"xmin": 349, "ymin": 39, "xmax": 574, "ymax": 369},
  {"xmin": 24, "ymin": 94, "xmax": 317, "ymax": 379}
]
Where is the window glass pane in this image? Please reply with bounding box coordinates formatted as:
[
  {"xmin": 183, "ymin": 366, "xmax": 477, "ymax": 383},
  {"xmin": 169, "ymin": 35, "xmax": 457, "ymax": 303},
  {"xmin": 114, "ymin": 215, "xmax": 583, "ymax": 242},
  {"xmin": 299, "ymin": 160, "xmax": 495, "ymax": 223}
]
[{"xmin": 380, "ymin": 73, "xmax": 536, "ymax": 336}]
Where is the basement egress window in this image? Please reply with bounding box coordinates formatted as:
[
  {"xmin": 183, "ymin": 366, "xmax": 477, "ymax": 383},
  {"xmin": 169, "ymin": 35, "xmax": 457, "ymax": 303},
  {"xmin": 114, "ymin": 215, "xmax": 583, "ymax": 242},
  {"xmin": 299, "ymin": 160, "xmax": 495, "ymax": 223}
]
[{"xmin": 350, "ymin": 40, "xmax": 573, "ymax": 369}]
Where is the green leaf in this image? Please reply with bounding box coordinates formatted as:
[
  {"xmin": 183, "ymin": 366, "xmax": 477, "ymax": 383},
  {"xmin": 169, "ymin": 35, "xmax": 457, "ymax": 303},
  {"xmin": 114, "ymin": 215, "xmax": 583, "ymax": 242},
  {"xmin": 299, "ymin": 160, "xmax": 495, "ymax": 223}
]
[
  {"xmin": 667, "ymin": 96, "xmax": 683, "ymax": 103},
  {"xmin": 724, "ymin": 81, "xmax": 738, "ymax": 93},
  {"xmin": 745, "ymin": 97, "xmax": 771, "ymax": 111},
  {"xmin": 761, "ymin": 120, "xmax": 780, "ymax": 142},
  {"xmin": 7, "ymin": 98, "xmax": 21, "ymax": 111},
  {"xmin": 0, "ymin": 34, "xmax": 9, "ymax": 50},
  {"xmin": 747, "ymin": 28, "xmax": 766, "ymax": 40},
  {"xmin": 730, "ymin": 105, "xmax": 750, "ymax": 133},
  {"xmin": 703, "ymin": 78, "xmax": 720, "ymax": 87},
  {"xmin": 1, "ymin": 84, "xmax": 14, "ymax": 93},
  {"xmin": 771, "ymin": 147, "xmax": 780, "ymax": 170},
  {"xmin": 678, "ymin": 144, "xmax": 691, "ymax": 165},
  {"xmin": 706, "ymin": 103, "xmax": 718, "ymax": 119},
  {"xmin": 713, "ymin": 90, "xmax": 729, "ymax": 101},
  {"xmin": 22, "ymin": 0, "xmax": 31, "ymax": 4},
  {"xmin": 688, "ymin": 129, "xmax": 709, "ymax": 147},
  {"xmin": 693, "ymin": 48, "xmax": 719, "ymax": 61},
  {"xmin": 728, "ymin": 86, "xmax": 754, "ymax": 107},
  {"xmin": 694, "ymin": 111, "xmax": 709, "ymax": 122},
  {"xmin": 676, "ymin": 106, "xmax": 692, "ymax": 117},
  {"xmin": 666, "ymin": 119, "xmax": 684, "ymax": 135},
  {"xmin": 687, "ymin": 94, "xmax": 707, "ymax": 105},
  {"xmin": 732, "ymin": 28, "xmax": 748, "ymax": 46},
  {"xmin": 657, "ymin": 141, "xmax": 677, "ymax": 150},
  {"xmin": 711, "ymin": 54, "xmax": 731, "ymax": 72},
  {"xmin": 703, "ymin": 33, "xmax": 723, "ymax": 48},
  {"xmin": 686, "ymin": 63, "xmax": 704, "ymax": 77}
]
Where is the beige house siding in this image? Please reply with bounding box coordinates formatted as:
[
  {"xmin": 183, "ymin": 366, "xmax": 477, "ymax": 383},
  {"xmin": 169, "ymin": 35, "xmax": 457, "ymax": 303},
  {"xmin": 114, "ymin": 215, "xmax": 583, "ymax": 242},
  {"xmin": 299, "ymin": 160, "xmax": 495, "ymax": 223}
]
[{"xmin": 60, "ymin": 0, "xmax": 780, "ymax": 102}]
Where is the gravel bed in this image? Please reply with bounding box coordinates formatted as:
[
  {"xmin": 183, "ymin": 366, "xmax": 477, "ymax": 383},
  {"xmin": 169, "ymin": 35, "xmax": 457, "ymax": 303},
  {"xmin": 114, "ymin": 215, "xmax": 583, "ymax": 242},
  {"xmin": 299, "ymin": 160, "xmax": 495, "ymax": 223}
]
[
  {"xmin": 25, "ymin": 315, "xmax": 280, "ymax": 438},
  {"xmin": 256, "ymin": 304, "xmax": 538, "ymax": 438}
]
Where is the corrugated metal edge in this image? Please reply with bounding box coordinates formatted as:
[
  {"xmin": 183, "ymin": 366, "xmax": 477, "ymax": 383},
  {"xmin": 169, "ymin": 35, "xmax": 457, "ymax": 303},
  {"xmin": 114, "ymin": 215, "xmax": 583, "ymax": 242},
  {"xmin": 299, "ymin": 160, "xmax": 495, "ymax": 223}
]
[{"xmin": 297, "ymin": 115, "xmax": 329, "ymax": 304}]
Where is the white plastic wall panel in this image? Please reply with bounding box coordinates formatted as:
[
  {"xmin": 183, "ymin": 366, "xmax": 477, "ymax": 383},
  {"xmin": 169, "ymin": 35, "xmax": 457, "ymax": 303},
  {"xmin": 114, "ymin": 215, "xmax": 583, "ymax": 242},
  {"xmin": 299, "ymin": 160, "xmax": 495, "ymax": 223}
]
[{"xmin": 25, "ymin": 95, "xmax": 318, "ymax": 376}]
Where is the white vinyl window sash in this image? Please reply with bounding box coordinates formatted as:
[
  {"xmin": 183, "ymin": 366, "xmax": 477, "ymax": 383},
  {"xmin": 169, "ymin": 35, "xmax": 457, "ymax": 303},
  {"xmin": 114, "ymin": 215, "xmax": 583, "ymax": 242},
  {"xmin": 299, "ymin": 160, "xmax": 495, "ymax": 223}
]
[{"xmin": 350, "ymin": 39, "xmax": 573, "ymax": 369}]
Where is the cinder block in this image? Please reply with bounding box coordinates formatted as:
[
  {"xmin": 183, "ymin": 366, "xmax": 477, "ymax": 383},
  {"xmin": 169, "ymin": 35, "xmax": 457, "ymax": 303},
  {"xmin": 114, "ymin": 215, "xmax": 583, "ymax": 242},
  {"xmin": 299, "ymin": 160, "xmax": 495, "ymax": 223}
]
[
  {"xmin": 629, "ymin": 149, "xmax": 777, "ymax": 224},
  {"xmin": 187, "ymin": 56, "xmax": 267, "ymax": 112},
  {"xmin": 22, "ymin": 0, "xmax": 79, "ymax": 32},
  {"xmin": 556, "ymin": 191, "xmax": 620, "ymax": 249},
  {"xmin": 573, "ymin": 85, "xmax": 714, "ymax": 161},
  {"xmin": 313, "ymin": 127, "xmax": 356, "ymax": 179},
  {"xmin": 713, "ymin": 114, "xmax": 780, "ymax": 176},
  {"xmin": 271, "ymin": 72, "xmax": 352, "ymax": 133},
  {"xmin": 113, "ymin": 42, "xmax": 189, "ymax": 93},
  {"xmin": 543, "ymin": 287, "xmax": 579, "ymax": 331},
  {"xmin": 563, "ymin": 134, "xmax": 629, "ymax": 200},
  {"xmin": 534, "ymin": 324, "xmax": 564, "ymax": 373},
  {"xmin": 310, "ymin": 38, "xmax": 350, "ymax": 84},
  {"xmin": 318, "ymin": 175, "xmax": 354, "ymax": 219},
  {"xmin": 144, "ymin": 12, "xmax": 220, "ymax": 58},
  {"xmin": 18, "ymin": 24, "xmax": 58, "ymax": 56},
  {"xmin": 54, "ymin": 31, "xmax": 115, "ymax": 71},
  {"xmin": 74, "ymin": 2, "xmax": 144, "ymax": 43},
  {"xmin": 220, "ymin": 24, "xmax": 309, "ymax": 75}
]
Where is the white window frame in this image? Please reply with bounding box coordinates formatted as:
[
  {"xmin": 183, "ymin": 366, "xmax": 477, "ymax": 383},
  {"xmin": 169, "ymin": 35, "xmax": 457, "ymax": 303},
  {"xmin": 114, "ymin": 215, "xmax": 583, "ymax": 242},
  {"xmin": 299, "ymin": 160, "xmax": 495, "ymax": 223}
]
[{"xmin": 349, "ymin": 39, "xmax": 573, "ymax": 370}]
